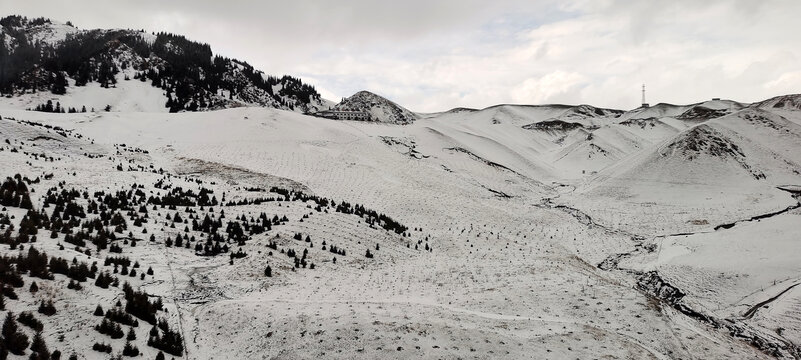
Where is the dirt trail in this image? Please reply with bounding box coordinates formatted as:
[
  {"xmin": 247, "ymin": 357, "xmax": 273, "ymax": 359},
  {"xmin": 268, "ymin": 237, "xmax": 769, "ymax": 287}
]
[{"xmin": 163, "ymin": 244, "xmax": 191, "ymax": 359}]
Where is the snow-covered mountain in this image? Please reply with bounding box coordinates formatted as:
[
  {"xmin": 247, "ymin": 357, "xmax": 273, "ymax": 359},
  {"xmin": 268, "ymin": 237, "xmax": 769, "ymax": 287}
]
[
  {"xmin": 0, "ymin": 16, "xmax": 326, "ymax": 113},
  {"xmin": 330, "ymin": 90, "xmax": 419, "ymax": 124}
]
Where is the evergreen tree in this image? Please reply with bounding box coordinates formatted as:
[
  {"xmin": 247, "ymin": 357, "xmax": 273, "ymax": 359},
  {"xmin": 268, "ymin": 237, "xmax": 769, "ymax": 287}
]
[
  {"xmin": 29, "ymin": 331, "xmax": 49, "ymax": 358},
  {"xmin": 38, "ymin": 299, "xmax": 56, "ymax": 316},
  {"xmin": 0, "ymin": 33, "xmax": 7, "ymax": 93},
  {"xmin": 51, "ymin": 72, "xmax": 67, "ymax": 95},
  {"xmin": 122, "ymin": 341, "xmax": 139, "ymax": 356},
  {"xmin": 2, "ymin": 313, "xmax": 29, "ymax": 355}
]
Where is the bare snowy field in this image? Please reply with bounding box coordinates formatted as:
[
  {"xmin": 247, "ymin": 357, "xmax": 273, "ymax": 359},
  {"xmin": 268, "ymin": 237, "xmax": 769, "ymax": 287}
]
[{"xmin": 0, "ymin": 92, "xmax": 800, "ymax": 359}]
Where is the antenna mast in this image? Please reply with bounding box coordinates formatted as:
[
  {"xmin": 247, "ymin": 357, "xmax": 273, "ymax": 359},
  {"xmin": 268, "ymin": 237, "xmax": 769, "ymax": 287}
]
[
  {"xmin": 642, "ymin": 84, "xmax": 646, "ymax": 104},
  {"xmin": 641, "ymin": 84, "xmax": 649, "ymax": 108}
]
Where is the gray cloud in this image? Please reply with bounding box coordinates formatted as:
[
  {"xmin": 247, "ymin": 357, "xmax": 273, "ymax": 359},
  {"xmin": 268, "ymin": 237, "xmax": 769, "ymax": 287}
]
[{"xmin": 5, "ymin": 0, "xmax": 801, "ymax": 111}]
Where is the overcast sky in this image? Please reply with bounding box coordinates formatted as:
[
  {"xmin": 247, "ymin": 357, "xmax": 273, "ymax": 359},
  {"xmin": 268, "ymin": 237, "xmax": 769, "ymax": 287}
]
[{"xmin": 6, "ymin": 0, "xmax": 801, "ymax": 111}]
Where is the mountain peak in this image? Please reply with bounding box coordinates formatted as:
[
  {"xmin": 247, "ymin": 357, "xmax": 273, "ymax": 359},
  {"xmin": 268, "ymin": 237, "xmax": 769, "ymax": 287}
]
[{"xmin": 326, "ymin": 90, "xmax": 419, "ymax": 124}]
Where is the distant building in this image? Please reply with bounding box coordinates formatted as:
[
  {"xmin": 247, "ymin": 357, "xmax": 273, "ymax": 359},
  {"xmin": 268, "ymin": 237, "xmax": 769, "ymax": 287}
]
[{"xmin": 314, "ymin": 110, "xmax": 370, "ymax": 121}]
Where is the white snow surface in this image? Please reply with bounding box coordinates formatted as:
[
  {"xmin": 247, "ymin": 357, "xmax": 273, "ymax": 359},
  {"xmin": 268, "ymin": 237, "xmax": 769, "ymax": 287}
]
[
  {"xmin": 0, "ymin": 92, "xmax": 799, "ymax": 359},
  {"xmin": 0, "ymin": 71, "xmax": 169, "ymax": 113}
]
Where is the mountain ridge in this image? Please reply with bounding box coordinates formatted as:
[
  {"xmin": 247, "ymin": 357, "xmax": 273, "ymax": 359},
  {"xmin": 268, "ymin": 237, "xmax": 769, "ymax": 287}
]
[{"xmin": 0, "ymin": 15, "xmax": 325, "ymax": 113}]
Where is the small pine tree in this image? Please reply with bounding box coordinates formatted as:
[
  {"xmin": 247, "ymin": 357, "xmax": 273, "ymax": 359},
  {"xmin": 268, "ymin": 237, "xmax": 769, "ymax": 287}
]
[
  {"xmin": 30, "ymin": 331, "xmax": 49, "ymax": 358},
  {"xmin": 38, "ymin": 299, "xmax": 57, "ymax": 316},
  {"xmin": 94, "ymin": 305, "xmax": 104, "ymax": 316},
  {"xmin": 264, "ymin": 266, "xmax": 272, "ymax": 277},
  {"xmin": 122, "ymin": 341, "xmax": 139, "ymax": 356}
]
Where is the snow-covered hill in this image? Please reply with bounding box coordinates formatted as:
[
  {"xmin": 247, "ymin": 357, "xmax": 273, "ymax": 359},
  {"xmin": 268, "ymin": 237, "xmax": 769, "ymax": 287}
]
[
  {"xmin": 330, "ymin": 90, "xmax": 419, "ymax": 124},
  {"xmin": 753, "ymin": 94, "xmax": 801, "ymax": 111},
  {"xmin": 1, "ymin": 90, "xmax": 799, "ymax": 359}
]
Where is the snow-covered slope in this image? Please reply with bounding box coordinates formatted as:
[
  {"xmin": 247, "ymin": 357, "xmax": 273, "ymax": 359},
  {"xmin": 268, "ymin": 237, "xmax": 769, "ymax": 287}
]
[
  {"xmin": 0, "ymin": 71, "xmax": 170, "ymax": 113},
  {"xmin": 675, "ymin": 100, "xmax": 746, "ymax": 121},
  {"xmin": 753, "ymin": 94, "xmax": 801, "ymax": 111},
  {"xmin": 571, "ymin": 110, "xmax": 800, "ymax": 230},
  {"xmin": 617, "ymin": 103, "xmax": 693, "ymax": 122},
  {"xmin": 444, "ymin": 103, "xmax": 623, "ymax": 128},
  {"xmin": 0, "ymin": 91, "xmax": 799, "ymax": 359}
]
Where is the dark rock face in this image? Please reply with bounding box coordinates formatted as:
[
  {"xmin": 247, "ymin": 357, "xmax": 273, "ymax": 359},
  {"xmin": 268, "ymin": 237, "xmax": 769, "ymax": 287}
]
[{"xmin": 523, "ymin": 120, "xmax": 585, "ymax": 132}]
